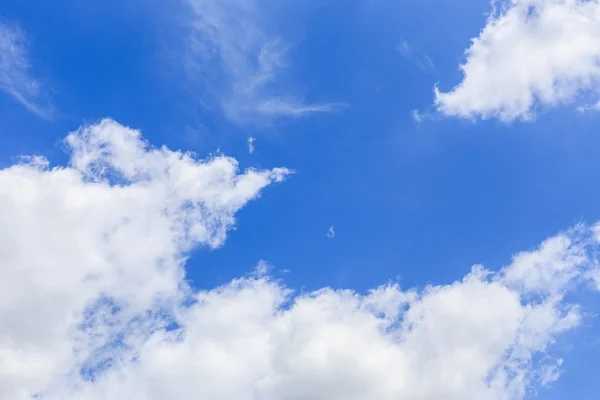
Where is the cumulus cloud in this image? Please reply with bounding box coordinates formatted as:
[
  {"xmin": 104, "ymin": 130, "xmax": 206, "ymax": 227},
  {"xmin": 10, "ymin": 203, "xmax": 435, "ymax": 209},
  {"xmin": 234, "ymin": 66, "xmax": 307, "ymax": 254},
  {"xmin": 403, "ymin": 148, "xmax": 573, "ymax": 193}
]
[
  {"xmin": 2, "ymin": 120, "xmax": 600, "ymax": 400},
  {"xmin": 247, "ymin": 136, "xmax": 255, "ymax": 153},
  {"xmin": 435, "ymin": 0, "xmax": 600, "ymax": 121},
  {"xmin": 0, "ymin": 21, "xmax": 51, "ymax": 117},
  {"xmin": 0, "ymin": 118, "xmax": 290, "ymax": 400},
  {"xmin": 183, "ymin": 0, "xmax": 340, "ymax": 123}
]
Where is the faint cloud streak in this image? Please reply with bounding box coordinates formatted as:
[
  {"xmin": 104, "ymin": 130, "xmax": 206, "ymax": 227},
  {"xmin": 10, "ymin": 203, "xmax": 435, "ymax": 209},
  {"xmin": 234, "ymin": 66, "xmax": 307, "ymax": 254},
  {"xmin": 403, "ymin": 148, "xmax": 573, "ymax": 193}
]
[
  {"xmin": 257, "ymin": 99, "xmax": 346, "ymax": 117},
  {"xmin": 576, "ymin": 101, "xmax": 600, "ymax": 114},
  {"xmin": 183, "ymin": 0, "xmax": 341, "ymax": 124},
  {"xmin": 397, "ymin": 38, "xmax": 435, "ymax": 73},
  {"xmin": 0, "ymin": 21, "xmax": 51, "ymax": 118}
]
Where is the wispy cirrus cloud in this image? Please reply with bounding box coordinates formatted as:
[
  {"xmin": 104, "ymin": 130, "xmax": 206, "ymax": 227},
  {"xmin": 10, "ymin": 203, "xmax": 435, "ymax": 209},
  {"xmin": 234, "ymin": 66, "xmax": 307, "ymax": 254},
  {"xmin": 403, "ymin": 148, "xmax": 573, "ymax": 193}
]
[
  {"xmin": 0, "ymin": 21, "xmax": 51, "ymax": 118},
  {"xmin": 397, "ymin": 38, "xmax": 435, "ymax": 73},
  {"xmin": 183, "ymin": 0, "xmax": 342, "ymax": 124},
  {"xmin": 256, "ymin": 98, "xmax": 345, "ymax": 118}
]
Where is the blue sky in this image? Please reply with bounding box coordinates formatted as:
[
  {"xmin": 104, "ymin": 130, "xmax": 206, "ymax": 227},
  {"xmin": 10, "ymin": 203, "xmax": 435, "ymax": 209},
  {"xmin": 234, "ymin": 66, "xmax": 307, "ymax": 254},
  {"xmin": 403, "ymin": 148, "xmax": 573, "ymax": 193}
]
[{"xmin": 2, "ymin": 1, "xmax": 600, "ymax": 399}]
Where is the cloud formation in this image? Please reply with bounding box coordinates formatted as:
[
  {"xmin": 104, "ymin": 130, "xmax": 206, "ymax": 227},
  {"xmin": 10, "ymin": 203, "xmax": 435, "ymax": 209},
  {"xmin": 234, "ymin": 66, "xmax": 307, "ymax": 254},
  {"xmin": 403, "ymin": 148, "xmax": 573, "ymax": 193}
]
[
  {"xmin": 435, "ymin": 0, "xmax": 600, "ymax": 121},
  {"xmin": 0, "ymin": 21, "xmax": 51, "ymax": 117},
  {"xmin": 0, "ymin": 119, "xmax": 290, "ymax": 400},
  {"xmin": 183, "ymin": 0, "xmax": 340, "ymax": 124},
  {"xmin": 576, "ymin": 100, "xmax": 600, "ymax": 113},
  {"xmin": 2, "ymin": 119, "xmax": 600, "ymax": 400}
]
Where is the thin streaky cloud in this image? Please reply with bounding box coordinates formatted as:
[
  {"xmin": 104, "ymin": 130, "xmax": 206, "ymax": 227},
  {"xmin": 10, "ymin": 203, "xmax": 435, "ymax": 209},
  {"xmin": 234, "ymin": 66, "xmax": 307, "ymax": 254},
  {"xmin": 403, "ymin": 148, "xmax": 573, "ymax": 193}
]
[
  {"xmin": 415, "ymin": 54, "xmax": 435, "ymax": 72},
  {"xmin": 0, "ymin": 21, "xmax": 51, "ymax": 118},
  {"xmin": 257, "ymin": 99, "xmax": 347, "ymax": 118},
  {"xmin": 183, "ymin": 0, "xmax": 342, "ymax": 124},
  {"xmin": 397, "ymin": 38, "xmax": 435, "ymax": 73}
]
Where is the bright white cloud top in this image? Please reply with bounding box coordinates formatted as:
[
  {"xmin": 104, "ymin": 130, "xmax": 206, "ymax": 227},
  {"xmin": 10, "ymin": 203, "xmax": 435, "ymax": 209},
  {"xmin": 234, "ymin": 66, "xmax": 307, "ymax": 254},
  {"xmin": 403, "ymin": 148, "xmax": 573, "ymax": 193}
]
[
  {"xmin": 435, "ymin": 0, "xmax": 600, "ymax": 121},
  {"xmin": 0, "ymin": 119, "xmax": 290, "ymax": 399},
  {"xmin": 2, "ymin": 119, "xmax": 600, "ymax": 400}
]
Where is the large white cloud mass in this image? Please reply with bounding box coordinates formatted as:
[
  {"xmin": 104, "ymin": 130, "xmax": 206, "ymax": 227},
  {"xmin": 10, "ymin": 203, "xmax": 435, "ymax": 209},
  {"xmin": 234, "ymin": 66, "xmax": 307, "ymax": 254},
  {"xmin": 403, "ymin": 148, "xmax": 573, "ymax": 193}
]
[
  {"xmin": 435, "ymin": 0, "xmax": 600, "ymax": 121},
  {"xmin": 0, "ymin": 119, "xmax": 290, "ymax": 399},
  {"xmin": 1, "ymin": 119, "xmax": 599, "ymax": 399}
]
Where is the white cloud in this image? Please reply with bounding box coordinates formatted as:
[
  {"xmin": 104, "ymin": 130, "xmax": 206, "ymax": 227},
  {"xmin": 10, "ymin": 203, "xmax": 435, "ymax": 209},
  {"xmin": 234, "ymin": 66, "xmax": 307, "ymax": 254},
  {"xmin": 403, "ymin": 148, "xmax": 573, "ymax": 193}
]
[
  {"xmin": 435, "ymin": 0, "xmax": 600, "ymax": 121},
  {"xmin": 183, "ymin": 0, "xmax": 340, "ymax": 123},
  {"xmin": 0, "ymin": 21, "xmax": 51, "ymax": 117},
  {"xmin": 247, "ymin": 136, "xmax": 255, "ymax": 153},
  {"xmin": 2, "ymin": 119, "xmax": 600, "ymax": 400},
  {"xmin": 0, "ymin": 118, "xmax": 290, "ymax": 400},
  {"xmin": 327, "ymin": 225, "xmax": 335, "ymax": 239},
  {"xmin": 33, "ymin": 226, "xmax": 600, "ymax": 400}
]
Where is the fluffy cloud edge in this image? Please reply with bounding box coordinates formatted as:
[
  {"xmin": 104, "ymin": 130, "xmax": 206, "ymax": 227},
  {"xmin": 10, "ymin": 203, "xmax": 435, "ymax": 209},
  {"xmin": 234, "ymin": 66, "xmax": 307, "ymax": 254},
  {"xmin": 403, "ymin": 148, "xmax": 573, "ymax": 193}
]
[
  {"xmin": 435, "ymin": 0, "xmax": 600, "ymax": 122},
  {"xmin": 2, "ymin": 119, "xmax": 600, "ymax": 400}
]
